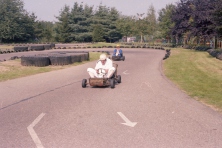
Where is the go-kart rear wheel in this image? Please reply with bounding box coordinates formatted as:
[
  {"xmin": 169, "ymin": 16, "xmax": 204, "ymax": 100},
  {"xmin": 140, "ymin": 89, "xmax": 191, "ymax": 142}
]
[
  {"xmin": 122, "ymin": 56, "xmax": 125, "ymax": 61},
  {"xmin": 110, "ymin": 79, "xmax": 115, "ymax": 89},
  {"xmin": 117, "ymin": 75, "xmax": 121, "ymax": 83},
  {"xmin": 82, "ymin": 79, "xmax": 87, "ymax": 88}
]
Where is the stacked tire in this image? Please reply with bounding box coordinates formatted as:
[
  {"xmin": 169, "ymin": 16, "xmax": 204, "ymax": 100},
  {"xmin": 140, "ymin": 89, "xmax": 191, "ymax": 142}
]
[
  {"xmin": 49, "ymin": 54, "xmax": 72, "ymax": 65},
  {"xmin": 21, "ymin": 56, "xmax": 50, "ymax": 67},
  {"xmin": 21, "ymin": 52, "xmax": 89, "ymax": 67}
]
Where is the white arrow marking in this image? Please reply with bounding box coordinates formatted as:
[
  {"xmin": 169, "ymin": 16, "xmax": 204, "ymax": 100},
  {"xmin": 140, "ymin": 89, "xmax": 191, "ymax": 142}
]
[
  {"xmin": 123, "ymin": 70, "xmax": 130, "ymax": 75},
  {"xmin": 117, "ymin": 112, "xmax": 137, "ymax": 127},
  {"xmin": 27, "ymin": 113, "xmax": 45, "ymax": 148}
]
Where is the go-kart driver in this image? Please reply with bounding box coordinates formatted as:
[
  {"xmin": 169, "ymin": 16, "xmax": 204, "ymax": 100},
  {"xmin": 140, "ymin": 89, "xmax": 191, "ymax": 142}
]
[
  {"xmin": 87, "ymin": 54, "xmax": 116, "ymax": 78},
  {"xmin": 113, "ymin": 44, "xmax": 123, "ymax": 57}
]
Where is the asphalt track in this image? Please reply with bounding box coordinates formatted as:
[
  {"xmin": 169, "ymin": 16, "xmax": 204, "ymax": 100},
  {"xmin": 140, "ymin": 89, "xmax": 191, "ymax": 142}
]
[{"xmin": 0, "ymin": 48, "xmax": 222, "ymax": 148}]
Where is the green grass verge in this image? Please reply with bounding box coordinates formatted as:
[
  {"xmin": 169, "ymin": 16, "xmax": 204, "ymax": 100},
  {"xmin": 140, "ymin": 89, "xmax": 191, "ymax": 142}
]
[
  {"xmin": 163, "ymin": 48, "xmax": 222, "ymax": 111},
  {"xmin": 0, "ymin": 52, "xmax": 102, "ymax": 82}
]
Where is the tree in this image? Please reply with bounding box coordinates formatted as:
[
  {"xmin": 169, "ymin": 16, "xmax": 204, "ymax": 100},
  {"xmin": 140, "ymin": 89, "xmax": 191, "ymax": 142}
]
[
  {"xmin": 0, "ymin": 0, "xmax": 36, "ymax": 42},
  {"xmin": 146, "ymin": 5, "xmax": 157, "ymax": 37},
  {"xmin": 212, "ymin": 0, "xmax": 222, "ymax": 38},
  {"xmin": 69, "ymin": 2, "xmax": 93, "ymax": 42},
  {"xmin": 92, "ymin": 5, "xmax": 121, "ymax": 42},
  {"xmin": 55, "ymin": 5, "xmax": 72, "ymax": 43},
  {"xmin": 92, "ymin": 24, "xmax": 105, "ymax": 42},
  {"xmin": 171, "ymin": 0, "xmax": 219, "ymax": 45},
  {"xmin": 132, "ymin": 15, "xmax": 146, "ymax": 42},
  {"xmin": 158, "ymin": 4, "xmax": 175, "ymax": 42},
  {"xmin": 116, "ymin": 16, "xmax": 134, "ymax": 41}
]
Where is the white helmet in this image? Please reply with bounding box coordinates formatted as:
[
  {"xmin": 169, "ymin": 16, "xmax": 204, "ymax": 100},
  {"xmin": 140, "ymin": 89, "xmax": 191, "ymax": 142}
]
[{"xmin": 99, "ymin": 54, "xmax": 107, "ymax": 60}]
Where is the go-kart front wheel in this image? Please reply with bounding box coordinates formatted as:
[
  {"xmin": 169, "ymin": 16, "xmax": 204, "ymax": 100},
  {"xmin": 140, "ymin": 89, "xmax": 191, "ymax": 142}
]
[
  {"xmin": 82, "ymin": 79, "xmax": 87, "ymax": 88},
  {"xmin": 110, "ymin": 79, "xmax": 115, "ymax": 89}
]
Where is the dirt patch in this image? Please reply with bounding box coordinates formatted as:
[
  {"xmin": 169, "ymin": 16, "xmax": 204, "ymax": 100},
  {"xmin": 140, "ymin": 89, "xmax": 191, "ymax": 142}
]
[
  {"xmin": 0, "ymin": 60, "xmax": 23, "ymax": 73},
  {"xmin": 2, "ymin": 60, "xmax": 21, "ymax": 67},
  {"xmin": 0, "ymin": 66, "xmax": 10, "ymax": 72}
]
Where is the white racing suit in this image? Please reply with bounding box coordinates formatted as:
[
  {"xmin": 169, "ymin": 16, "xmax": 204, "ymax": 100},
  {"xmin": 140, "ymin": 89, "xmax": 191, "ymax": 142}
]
[{"xmin": 87, "ymin": 58, "xmax": 115, "ymax": 78}]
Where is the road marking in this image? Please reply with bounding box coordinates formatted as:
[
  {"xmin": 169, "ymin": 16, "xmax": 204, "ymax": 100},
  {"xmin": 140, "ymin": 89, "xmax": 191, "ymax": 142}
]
[
  {"xmin": 117, "ymin": 112, "xmax": 137, "ymax": 127},
  {"xmin": 27, "ymin": 113, "xmax": 45, "ymax": 148},
  {"xmin": 123, "ymin": 70, "xmax": 130, "ymax": 75},
  {"xmin": 140, "ymin": 82, "xmax": 154, "ymax": 93}
]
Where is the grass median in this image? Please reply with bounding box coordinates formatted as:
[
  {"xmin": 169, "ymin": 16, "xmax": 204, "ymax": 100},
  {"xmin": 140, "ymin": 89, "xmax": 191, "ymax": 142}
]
[
  {"xmin": 163, "ymin": 48, "xmax": 222, "ymax": 111},
  {"xmin": 0, "ymin": 52, "xmax": 101, "ymax": 82}
]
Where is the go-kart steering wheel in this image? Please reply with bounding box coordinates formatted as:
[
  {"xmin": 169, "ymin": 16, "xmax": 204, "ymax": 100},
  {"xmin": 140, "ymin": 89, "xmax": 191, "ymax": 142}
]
[{"xmin": 97, "ymin": 68, "xmax": 106, "ymax": 75}]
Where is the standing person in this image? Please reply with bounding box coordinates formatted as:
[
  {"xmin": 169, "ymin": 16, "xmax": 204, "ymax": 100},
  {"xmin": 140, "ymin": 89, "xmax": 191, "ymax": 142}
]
[
  {"xmin": 113, "ymin": 45, "xmax": 123, "ymax": 57},
  {"xmin": 87, "ymin": 54, "xmax": 116, "ymax": 78}
]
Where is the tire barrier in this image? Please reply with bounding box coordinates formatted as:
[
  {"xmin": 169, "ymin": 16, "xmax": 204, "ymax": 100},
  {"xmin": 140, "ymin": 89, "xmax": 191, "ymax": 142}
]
[
  {"xmin": 14, "ymin": 46, "xmax": 29, "ymax": 52},
  {"xmin": 79, "ymin": 53, "xmax": 89, "ymax": 61},
  {"xmin": 163, "ymin": 49, "xmax": 171, "ymax": 60},
  {"xmin": 43, "ymin": 44, "xmax": 52, "ymax": 50},
  {"xmin": 21, "ymin": 56, "xmax": 50, "ymax": 67},
  {"xmin": 50, "ymin": 43, "xmax": 55, "ymax": 48},
  {"xmin": 69, "ymin": 54, "xmax": 82, "ymax": 63},
  {"xmin": 0, "ymin": 48, "xmax": 15, "ymax": 54},
  {"xmin": 10, "ymin": 56, "xmax": 19, "ymax": 60},
  {"xmin": 49, "ymin": 54, "xmax": 72, "ymax": 65},
  {"xmin": 207, "ymin": 49, "xmax": 222, "ymax": 60},
  {"xmin": 216, "ymin": 53, "xmax": 222, "ymax": 60},
  {"xmin": 29, "ymin": 45, "xmax": 44, "ymax": 51}
]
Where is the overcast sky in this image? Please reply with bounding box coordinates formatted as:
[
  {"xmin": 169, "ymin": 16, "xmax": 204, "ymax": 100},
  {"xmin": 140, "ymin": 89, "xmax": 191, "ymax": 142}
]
[{"xmin": 22, "ymin": 0, "xmax": 179, "ymax": 22}]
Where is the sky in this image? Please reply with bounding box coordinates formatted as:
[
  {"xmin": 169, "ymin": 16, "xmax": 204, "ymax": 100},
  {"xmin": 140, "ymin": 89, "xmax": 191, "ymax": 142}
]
[{"xmin": 22, "ymin": 0, "xmax": 179, "ymax": 22}]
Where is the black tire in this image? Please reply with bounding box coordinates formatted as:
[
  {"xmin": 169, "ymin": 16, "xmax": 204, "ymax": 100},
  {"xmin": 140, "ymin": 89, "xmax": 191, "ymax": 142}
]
[
  {"xmin": 49, "ymin": 55, "xmax": 72, "ymax": 65},
  {"xmin": 82, "ymin": 79, "xmax": 87, "ymax": 88},
  {"xmin": 29, "ymin": 45, "xmax": 44, "ymax": 51},
  {"xmin": 21, "ymin": 56, "xmax": 35, "ymax": 66},
  {"xmin": 110, "ymin": 79, "xmax": 115, "ymax": 89},
  {"xmin": 14, "ymin": 46, "xmax": 28, "ymax": 52},
  {"xmin": 117, "ymin": 75, "xmax": 121, "ymax": 83},
  {"xmin": 34, "ymin": 56, "xmax": 50, "ymax": 67},
  {"xmin": 122, "ymin": 56, "xmax": 125, "ymax": 61},
  {"xmin": 21, "ymin": 56, "xmax": 50, "ymax": 67},
  {"xmin": 69, "ymin": 54, "xmax": 82, "ymax": 63}
]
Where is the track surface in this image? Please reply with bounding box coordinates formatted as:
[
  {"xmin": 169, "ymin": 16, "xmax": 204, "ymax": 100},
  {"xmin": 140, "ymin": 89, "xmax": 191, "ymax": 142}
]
[{"xmin": 0, "ymin": 48, "xmax": 222, "ymax": 148}]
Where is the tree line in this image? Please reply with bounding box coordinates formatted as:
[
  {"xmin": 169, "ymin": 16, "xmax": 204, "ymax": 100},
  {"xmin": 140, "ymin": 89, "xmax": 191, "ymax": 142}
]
[
  {"xmin": 0, "ymin": 0, "xmax": 222, "ymax": 46},
  {"xmin": 159, "ymin": 0, "xmax": 222, "ymax": 46}
]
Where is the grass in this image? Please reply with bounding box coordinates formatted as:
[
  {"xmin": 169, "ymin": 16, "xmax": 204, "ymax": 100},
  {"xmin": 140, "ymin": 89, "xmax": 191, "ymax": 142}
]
[
  {"xmin": 91, "ymin": 42, "xmax": 117, "ymax": 47},
  {"xmin": 163, "ymin": 48, "xmax": 222, "ymax": 111},
  {"xmin": 0, "ymin": 52, "xmax": 101, "ymax": 82},
  {"xmin": 0, "ymin": 45, "xmax": 14, "ymax": 49}
]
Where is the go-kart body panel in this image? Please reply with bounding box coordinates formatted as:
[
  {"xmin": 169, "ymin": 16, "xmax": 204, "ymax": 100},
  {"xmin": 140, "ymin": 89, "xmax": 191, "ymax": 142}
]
[
  {"xmin": 112, "ymin": 56, "xmax": 125, "ymax": 61},
  {"xmin": 82, "ymin": 63, "xmax": 120, "ymax": 89},
  {"xmin": 89, "ymin": 78, "xmax": 109, "ymax": 86}
]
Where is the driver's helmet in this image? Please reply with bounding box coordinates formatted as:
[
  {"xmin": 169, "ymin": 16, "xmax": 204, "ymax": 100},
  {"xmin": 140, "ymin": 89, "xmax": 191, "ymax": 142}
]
[{"xmin": 99, "ymin": 54, "xmax": 107, "ymax": 60}]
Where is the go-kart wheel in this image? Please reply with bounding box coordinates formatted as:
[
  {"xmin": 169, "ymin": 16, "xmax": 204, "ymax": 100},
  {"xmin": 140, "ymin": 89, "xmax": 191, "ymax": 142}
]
[
  {"xmin": 117, "ymin": 75, "xmax": 121, "ymax": 83},
  {"xmin": 82, "ymin": 79, "xmax": 87, "ymax": 88},
  {"xmin": 110, "ymin": 79, "xmax": 115, "ymax": 89},
  {"xmin": 122, "ymin": 56, "xmax": 125, "ymax": 61}
]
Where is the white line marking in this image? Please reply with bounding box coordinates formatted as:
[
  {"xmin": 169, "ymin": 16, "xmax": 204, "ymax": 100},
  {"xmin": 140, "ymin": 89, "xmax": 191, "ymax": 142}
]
[
  {"xmin": 117, "ymin": 112, "xmax": 137, "ymax": 127},
  {"xmin": 27, "ymin": 113, "xmax": 45, "ymax": 148},
  {"xmin": 123, "ymin": 70, "xmax": 130, "ymax": 75}
]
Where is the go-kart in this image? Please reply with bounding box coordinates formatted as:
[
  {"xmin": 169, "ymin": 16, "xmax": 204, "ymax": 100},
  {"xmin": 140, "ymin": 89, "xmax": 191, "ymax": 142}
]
[
  {"xmin": 111, "ymin": 56, "xmax": 125, "ymax": 61},
  {"xmin": 82, "ymin": 63, "xmax": 121, "ymax": 89}
]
